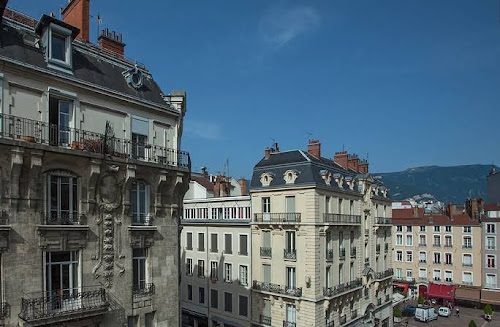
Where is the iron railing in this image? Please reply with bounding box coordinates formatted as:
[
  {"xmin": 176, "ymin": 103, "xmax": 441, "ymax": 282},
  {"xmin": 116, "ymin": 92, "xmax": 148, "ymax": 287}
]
[
  {"xmin": 323, "ymin": 278, "xmax": 362, "ymax": 297},
  {"xmin": 260, "ymin": 315, "xmax": 272, "ymax": 325},
  {"xmin": 374, "ymin": 217, "xmax": 392, "ymax": 225},
  {"xmin": 326, "ymin": 249, "xmax": 334, "ymax": 261},
  {"xmin": 323, "ymin": 214, "xmax": 361, "ymax": 224},
  {"xmin": 132, "ymin": 283, "xmax": 155, "ymax": 297},
  {"xmin": 260, "ymin": 247, "xmax": 272, "ymax": 258},
  {"xmin": 283, "ymin": 321, "xmax": 296, "ymax": 327},
  {"xmin": 374, "ymin": 268, "xmax": 393, "ymax": 280},
  {"xmin": 284, "ymin": 249, "xmax": 297, "ymax": 260},
  {"xmin": 0, "ymin": 113, "xmax": 190, "ymax": 170},
  {"xmin": 253, "ymin": 281, "xmax": 302, "ymax": 297},
  {"xmin": 254, "ymin": 213, "xmax": 301, "ymax": 223},
  {"xmin": 0, "ymin": 302, "xmax": 9, "ymax": 318},
  {"xmin": 131, "ymin": 214, "xmax": 154, "ymax": 226},
  {"xmin": 19, "ymin": 287, "xmax": 108, "ymax": 322},
  {"xmin": 43, "ymin": 212, "xmax": 85, "ymax": 225}
]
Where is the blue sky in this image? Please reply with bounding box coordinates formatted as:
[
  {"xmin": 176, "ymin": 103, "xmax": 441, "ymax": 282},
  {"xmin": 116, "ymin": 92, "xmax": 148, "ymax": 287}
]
[{"xmin": 10, "ymin": 0, "xmax": 500, "ymax": 178}]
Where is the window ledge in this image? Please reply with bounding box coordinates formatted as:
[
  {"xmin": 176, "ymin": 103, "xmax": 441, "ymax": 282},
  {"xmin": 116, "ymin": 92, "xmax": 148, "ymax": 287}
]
[
  {"xmin": 36, "ymin": 224, "xmax": 89, "ymax": 232},
  {"xmin": 127, "ymin": 225, "xmax": 158, "ymax": 232}
]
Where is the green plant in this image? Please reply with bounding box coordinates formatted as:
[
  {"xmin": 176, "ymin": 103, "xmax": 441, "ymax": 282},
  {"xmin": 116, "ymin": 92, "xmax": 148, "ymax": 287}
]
[
  {"xmin": 484, "ymin": 304, "xmax": 493, "ymax": 315},
  {"xmin": 393, "ymin": 307, "xmax": 402, "ymax": 318},
  {"xmin": 418, "ymin": 295, "xmax": 424, "ymax": 305},
  {"xmin": 469, "ymin": 320, "xmax": 477, "ymax": 327}
]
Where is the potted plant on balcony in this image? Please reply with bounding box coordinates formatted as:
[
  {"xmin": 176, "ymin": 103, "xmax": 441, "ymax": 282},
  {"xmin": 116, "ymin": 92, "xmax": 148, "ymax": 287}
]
[{"xmin": 393, "ymin": 307, "xmax": 403, "ymax": 323}]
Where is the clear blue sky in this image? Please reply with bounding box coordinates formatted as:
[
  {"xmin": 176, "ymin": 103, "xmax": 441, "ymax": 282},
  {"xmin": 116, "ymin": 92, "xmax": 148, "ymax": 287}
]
[{"xmin": 10, "ymin": 0, "xmax": 500, "ymax": 178}]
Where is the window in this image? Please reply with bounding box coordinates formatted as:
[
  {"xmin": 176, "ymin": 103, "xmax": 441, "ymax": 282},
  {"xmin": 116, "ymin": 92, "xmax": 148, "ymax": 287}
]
[
  {"xmin": 210, "ymin": 262, "xmax": 218, "ymax": 280},
  {"xmin": 263, "ymin": 264, "xmax": 271, "ymax": 283},
  {"xmin": 224, "ymin": 263, "xmax": 232, "ymax": 282},
  {"xmin": 445, "ymin": 270, "xmax": 453, "ymax": 282},
  {"xmin": 262, "ymin": 197, "xmax": 271, "ymax": 220},
  {"xmin": 433, "ymin": 269, "xmax": 441, "ymax": 281},
  {"xmin": 131, "ymin": 116, "xmax": 149, "ymax": 160},
  {"xmin": 463, "ymin": 272, "xmax": 472, "ymax": 285},
  {"xmin": 419, "ymin": 235, "xmax": 426, "ymax": 246},
  {"xmin": 463, "ymin": 236, "xmax": 472, "ymax": 248},
  {"xmin": 47, "ymin": 173, "xmax": 78, "ymax": 224},
  {"xmin": 131, "ymin": 182, "xmax": 149, "ymax": 225},
  {"xmin": 487, "ymin": 255, "xmax": 496, "ymax": 268},
  {"xmin": 45, "ymin": 251, "xmax": 79, "ymax": 298},
  {"xmin": 198, "ymin": 233, "xmax": 205, "ymax": 251},
  {"xmin": 285, "ymin": 231, "xmax": 296, "ymax": 252},
  {"xmin": 211, "ymin": 289, "xmax": 218, "ymax": 308},
  {"xmin": 186, "ymin": 258, "xmax": 193, "ymax": 276},
  {"xmin": 406, "ymin": 235, "xmax": 413, "ymax": 246},
  {"xmin": 487, "ymin": 224, "xmax": 496, "ymax": 234},
  {"xmin": 198, "ymin": 260, "xmax": 205, "ymax": 278},
  {"xmin": 128, "ymin": 316, "xmax": 138, "ymax": 327},
  {"xmin": 445, "ymin": 253, "xmax": 452, "ymax": 265},
  {"xmin": 419, "ymin": 268, "xmax": 427, "ymax": 280},
  {"xmin": 326, "ymin": 266, "xmax": 332, "ymax": 288},
  {"xmin": 239, "ymin": 265, "xmax": 248, "ymax": 286},
  {"xmin": 434, "ymin": 226, "xmax": 440, "ymax": 232},
  {"xmin": 285, "ymin": 196, "xmax": 296, "ymax": 214},
  {"xmin": 133, "ymin": 248, "xmax": 147, "ymax": 292},
  {"xmin": 396, "ymin": 268, "xmax": 403, "ymax": 279},
  {"xmin": 199, "ymin": 287, "xmax": 205, "ymax": 304},
  {"xmin": 48, "ymin": 25, "xmax": 72, "ymax": 68},
  {"xmin": 396, "ymin": 226, "xmax": 403, "ymax": 232},
  {"xmin": 487, "ymin": 237, "xmax": 496, "ymax": 250},
  {"xmin": 396, "ymin": 251, "xmax": 403, "ymax": 262},
  {"xmin": 406, "ymin": 251, "xmax": 413, "ymax": 262},
  {"xmin": 239, "ymin": 234, "xmax": 248, "ymax": 255},
  {"xmin": 286, "ymin": 267, "xmax": 296, "ymax": 289},
  {"xmin": 144, "ymin": 312, "xmax": 154, "ymax": 327},
  {"xmin": 463, "ymin": 254, "xmax": 472, "ymax": 266},
  {"xmin": 186, "ymin": 232, "xmax": 193, "ymax": 250},
  {"xmin": 463, "ymin": 226, "xmax": 472, "ymax": 233},
  {"xmin": 486, "ymin": 274, "xmax": 497, "ymax": 288},
  {"xmin": 264, "ymin": 299, "xmax": 271, "ymax": 319},
  {"xmin": 419, "ymin": 251, "xmax": 427, "ymax": 263},
  {"xmin": 420, "ymin": 226, "xmax": 426, "ymax": 232},
  {"xmin": 406, "ymin": 269, "xmax": 413, "ymax": 281},
  {"xmin": 445, "ymin": 236, "xmax": 452, "ymax": 247},
  {"xmin": 339, "ymin": 198, "xmax": 343, "ymax": 214},
  {"xmin": 445, "ymin": 226, "xmax": 452, "ymax": 232},
  {"xmin": 224, "ymin": 292, "xmax": 232, "ymax": 312},
  {"xmin": 210, "ymin": 233, "xmax": 218, "ymax": 252},
  {"xmin": 286, "ymin": 304, "xmax": 296, "ymax": 324},
  {"xmin": 433, "ymin": 252, "xmax": 441, "ymax": 264},
  {"xmin": 325, "ymin": 196, "xmax": 330, "ymax": 214},
  {"xmin": 187, "ymin": 285, "xmax": 192, "ymax": 300},
  {"xmin": 224, "ymin": 234, "xmax": 232, "ymax": 254},
  {"xmin": 239, "ymin": 295, "xmax": 248, "ymax": 317},
  {"xmin": 396, "ymin": 234, "xmax": 403, "ymax": 246},
  {"xmin": 406, "ymin": 226, "xmax": 412, "ymax": 232},
  {"xmin": 433, "ymin": 235, "xmax": 441, "ymax": 247}
]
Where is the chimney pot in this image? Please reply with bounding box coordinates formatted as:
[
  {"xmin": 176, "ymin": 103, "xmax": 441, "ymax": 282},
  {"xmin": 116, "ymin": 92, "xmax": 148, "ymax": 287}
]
[
  {"xmin": 61, "ymin": 0, "xmax": 90, "ymax": 42},
  {"xmin": 334, "ymin": 151, "xmax": 348, "ymax": 169},
  {"xmin": 238, "ymin": 178, "xmax": 247, "ymax": 196},
  {"xmin": 98, "ymin": 28, "xmax": 126, "ymax": 56},
  {"xmin": 307, "ymin": 139, "xmax": 321, "ymax": 158}
]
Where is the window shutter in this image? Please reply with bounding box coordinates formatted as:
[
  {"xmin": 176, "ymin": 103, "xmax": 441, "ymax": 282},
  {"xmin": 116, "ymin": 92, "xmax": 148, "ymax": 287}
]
[
  {"xmin": 225, "ymin": 234, "xmax": 232, "ymax": 254},
  {"xmin": 240, "ymin": 235, "xmax": 248, "ymax": 255},
  {"xmin": 131, "ymin": 116, "xmax": 149, "ymax": 136}
]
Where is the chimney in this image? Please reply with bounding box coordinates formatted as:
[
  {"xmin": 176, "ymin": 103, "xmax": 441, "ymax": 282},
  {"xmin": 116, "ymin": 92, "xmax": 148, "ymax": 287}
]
[
  {"xmin": 334, "ymin": 151, "xmax": 348, "ymax": 169},
  {"xmin": 238, "ymin": 178, "xmax": 247, "ymax": 196},
  {"xmin": 358, "ymin": 159, "xmax": 369, "ymax": 174},
  {"xmin": 61, "ymin": 0, "xmax": 90, "ymax": 42},
  {"xmin": 347, "ymin": 154, "xmax": 359, "ymax": 172},
  {"xmin": 307, "ymin": 139, "xmax": 321, "ymax": 158},
  {"xmin": 264, "ymin": 147, "xmax": 271, "ymax": 160},
  {"xmin": 99, "ymin": 28, "xmax": 125, "ymax": 56}
]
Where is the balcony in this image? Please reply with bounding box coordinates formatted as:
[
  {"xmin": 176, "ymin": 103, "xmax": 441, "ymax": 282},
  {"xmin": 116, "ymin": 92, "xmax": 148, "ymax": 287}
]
[
  {"xmin": 254, "ymin": 213, "xmax": 301, "ymax": 224},
  {"xmin": 43, "ymin": 212, "xmax": 85, "ymax": 225},
  {"xmin": 131, "ymin": 214, "xmax": 154, "ymax": 226},
  {"xmin": 260, "ymin": 315, "xmax": 272, "ymax": 325},
  {"xmin": 323, "ymin": 213, "xmax": 361, "ymax": 225},
  {"xmin": 19, "ymin": 287, "xmax": 109, "ymax": 324},
  {"xmin": 284, "ymin": 249, "xmax": 297, "ymax": 261},
  {"xmin": 326, "ymin": 249, "xmax": 334, "ymax": 261},
  {"xmin": 283, "ymin": 321, "xmax": 296, "ymax": 327},
  {"xmin": 374, "ymin": 268, "xmax": 393, "ymax": 280},
  {"xmin": 0, "ymin": 113, "xmax": 190, "ymax": 170},
  {"xmin": 339, "ymin": 248, "xmax": 346, "ymax": 260},
  {"xmin": 132, "ymin": 283, "xmax": 155, "ymax": 297},
  {"xmin": 374, "ymin": 217, "xmax": 392, "ymax": 225},
  {"xmin": 260, "ymin": 247, "xmax": 272, "ymax": 258},
  {"xmin": 323, "ymin": 278, "xmax": 362, "ymax": 298},
  {"xmin": 253, "ymin": 281, "xmax": 302, "ymax": 297},
  {"xmin": 350, "ymin": 247, "xmax": 357, "ymax": 258}
]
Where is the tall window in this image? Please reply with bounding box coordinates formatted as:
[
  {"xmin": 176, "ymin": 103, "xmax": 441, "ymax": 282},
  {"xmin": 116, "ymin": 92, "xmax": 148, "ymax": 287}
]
[
  {"xmin": 463, "ymin": 236, "xmax": 472, "ymax": 248},
  {"xmin": 433, "ymin": 252, "xmax": 441, "ymax": 264},
  {"xmin": 224, "ymin": 263, "xmax": 232, "ymax": 282},
  {"xmin": 211, "ymin": 289, "xmax": 218, "ymax": 308},
  {"xmin": 131, "ymin": 116, "xmax": 149, "ymax": 160},
  {"xmin": 46, "ymin": 251, "xmax": 79, "ymax": 298},
  {"xmin": 433, "ymin": 269, "xmax": 441, "ymax": 281},
  {"xmin": 419, "ymin": 252, "xmax": 427, "ymax": 263},
  {"xmin": 325, "ymin": 196, "xmax": 330, "ymax": 214},
  {"xmin": 133, "ymin": 248, "xmax": 147, "ymax": 292},
  {"xmin": 225, "ymin": 234, "xmax": 232, "ymax": 254},
  {"xmin": 445, "ymin": 253, "xmax": 452, "ymax": 264},
  {"xmin": 198, "ymin": 260, "xmax": 205, "ymax": 278},
  {"xmin": 224, "ymin": 292, "xmax": 232, "ymax": 312},
  {"xmin": 285, "ymin": 196, "xmax": 296, "ymax": 213},
  {"xmin": 286, "ymin": 304, "xmax": 296, "ymax": 324},
  {"xmin": 263, "ymin": 264, "xmax": 271, "ymax": 283},
  {"xmin": 187, "ymin": 285, "xmax": 192, "ymax": 300},
  {"xmin": 49, "ymin": 97, "xmax": 72, "ymax": 146},
  {"xmin": 186, "ymin": 232, "xmax": 193, "ymax": 250},
  {"xmin": 198, "ymin": 233, "xmax": 205, "ymax": 251},
  {"xmin": 463, "ymin": 254, "xmax": 472, "ymax": 266},
  {"xmin": 285, "ymin": 231, "xmax": 296, "ymax": 252},
  {"xmin": 487, "ymin": 237, "xmax": 496, "ymax": 250},
  {"xmin": 186, "ymin": 258, "xmax": 193, "ymax": 276},
  {"xmin": 445, "ymin": 271, "xmax": 452, "ymax": 282},
  {"xmin": 445, "ymin": 236, "xmax": 452, "ymax": 247},
  {"xmin": 406, "ymin": 251, "xmax": 413, "ymax": 262},
  {"xmin": 396, "ymin": 234, "xmax": 403, "ymax": 246},
  {"xmin": 210, "ymin": 262, "xmax": 218, "ymax": 280},
  {"xmin": 433, "ymin": 235, "xmax": 441, "ymax": 246},
  {"xmin": 47, "ymin": 173, "xmax": 78, "ymax": 224},
  {"xmin": 239, "ymin": 265, "xmax": 248, "ymax": 286},
  {"xmin": 239, "ymin": 234, "xmax": 248, "ymax": 256},
  {"xmin": 199, "ymin": 287, "xmax": 205, "ymax": 304},
  {"xmin": 487, "ymin": 255, "xmax": 496, "ymax": 268},
  {"xmin": 286, "ymin": 267, "xmax": 296, "ymax": 289},
  {"xmin": 406, "ymin": 235, "xmax": 413, "ymax": 246},
  {"xmin": 419, "ymin": 235, "xmax": 426, "ymax": 246},
  {"xmin": 396, "ymin": 251, "xmax": 403, "ymax": 262},
  {"xmin": 239, "ymin": 295, "xmax": 248, "ymax": 317},
  {"xmin": 210, "ymin": 234, "xmax": 218, "ymax": 253},
  {"xmin": 262, "ymin": 197, "xmax": 271, "ymax": 221},
  {"xmin": 131, "ymin": 182, "xmax": 149, "ymax": 225}
]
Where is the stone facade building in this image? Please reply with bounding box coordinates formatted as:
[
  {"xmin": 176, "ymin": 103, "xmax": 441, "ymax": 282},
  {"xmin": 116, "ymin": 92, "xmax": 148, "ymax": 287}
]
[
  {"xmin": 250, "ymin": 141, "xmax": 393, "ymax": 327},
  {"xmin": 180, "ymin": 173, "xmax": 252, "ymax": 327},
  {"xmin": 0, "ymin": 1, "xmax": 189, "ymax": 326},
  {"xmin": 481, "ymin": 204, "xmax": 500, "ymax": 306}
]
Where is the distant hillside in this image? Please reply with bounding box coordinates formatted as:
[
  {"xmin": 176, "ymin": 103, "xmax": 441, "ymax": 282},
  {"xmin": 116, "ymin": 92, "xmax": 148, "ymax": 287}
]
[{"xmin": 376, "ymin": 165, "xmax": 498, "ymax": 204}]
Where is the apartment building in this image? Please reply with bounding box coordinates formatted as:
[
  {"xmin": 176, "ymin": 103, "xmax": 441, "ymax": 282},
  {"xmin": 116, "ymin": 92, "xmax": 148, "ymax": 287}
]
[
  {"xmin": 481, "ymin": 203, "xmax": 500, "ymax": 306},
  {"xmin": 0, "ymin": 1, "xmax": 190, "ymax": 326},
  {"xmin": 392, "ymin": 207, "xmax": 482, "ymax": 305},
  {"xmin": 181, "ymin": 173, "xmax": 252, "ymax": 327},
  {"xmin": 250, "ymin": 141, "xmax": 393, "ymax": 327}
]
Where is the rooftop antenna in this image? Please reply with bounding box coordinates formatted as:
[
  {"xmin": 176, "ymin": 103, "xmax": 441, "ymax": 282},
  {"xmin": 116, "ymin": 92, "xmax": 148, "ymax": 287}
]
[
  {"xmin": 306, "ymin": 132, "xmax": 312, "ymax": 141},
  {"xmin": 90, "ymin": 12, "xmax": 103, "ymax": 42}
]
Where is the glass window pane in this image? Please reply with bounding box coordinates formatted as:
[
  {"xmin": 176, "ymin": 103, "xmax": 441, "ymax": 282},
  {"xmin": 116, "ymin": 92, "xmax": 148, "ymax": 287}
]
[{"xmin": 51, "ymin": 33, "xmax": 66, "ymax": 61}]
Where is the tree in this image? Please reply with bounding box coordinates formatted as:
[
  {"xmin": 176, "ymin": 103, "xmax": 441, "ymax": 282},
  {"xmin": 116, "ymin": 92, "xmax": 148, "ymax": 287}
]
[
  {"xmin": 484, "ymin": 304, "xmax": 493, "ymax": 315},
  {"xmin": 469, "ymin": 320, "xmax": 477, "ymax": 327},
  {"xmin": 393, "ymin": 307, "xmax": 402, "ymax": 318},
  {"xmin": 418, "ymin": 295, "xmax": 424, "ymax": 305}
]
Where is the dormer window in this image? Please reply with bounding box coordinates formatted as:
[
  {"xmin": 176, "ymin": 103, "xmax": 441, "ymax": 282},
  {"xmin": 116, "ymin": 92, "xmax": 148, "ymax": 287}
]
[{"xmin": 48, "ymin": 24, "xmax": 72, "ymax": 69}]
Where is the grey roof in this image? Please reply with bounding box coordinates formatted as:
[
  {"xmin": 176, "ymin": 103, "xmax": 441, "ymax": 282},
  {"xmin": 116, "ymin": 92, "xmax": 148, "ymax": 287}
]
[
  {"xmin": 0, "ymin": 15, "xmax": 170, "ymax": 108},
  {"xmin": 251, "ymin": 150, "xmax": 388, "ymax": 196}
]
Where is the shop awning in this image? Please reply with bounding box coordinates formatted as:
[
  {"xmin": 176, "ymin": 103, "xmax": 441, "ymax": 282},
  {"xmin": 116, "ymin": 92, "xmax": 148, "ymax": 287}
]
[
  {"xmin": 481, "ymin": 289, "xmax": 500, "ymax": 305},
  {"xmin": 427, "ymin": 283, "xmax": 455, "ymax": 300},
  {"xmin": 455, "ymin": 286, "xmax": 480, "ymax": 301}
]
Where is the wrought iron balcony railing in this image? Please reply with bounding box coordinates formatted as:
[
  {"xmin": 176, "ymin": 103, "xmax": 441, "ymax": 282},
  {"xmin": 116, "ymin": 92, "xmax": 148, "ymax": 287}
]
[
  {"xmin": 323, "ymin": 214, "xmax": 361, "ymax": 224},
  {"xmin": 260, "ymin": 247, "xmax": 272, "ymax": 258},
  {"xmin": 254, "ymin": 213, "xmax": 301, "ymax": 223},
  {"xmin": 323, "ymin": 278, "xmax": 362, "ymax": 297},
  {"xmin": 131, "ymin": 214, "xmax": 154, "ymax": 226},
  {"xmin": 253, "ymin": 281, "xmax": 302, "ymax": 297},
  {"xmin": 19, "ymin": 287, "xmax": 109, "ymax": 323},
  {"xmin": 326, "ymin": 249, "xmax": 334, "ymax": 261},
  {"xmin": 0, "ymin": 113, "xmax": 190, "ymax": 170},
  {"xmin": 374, "ymin": 217, "xmax": 392, "ymax": 225},
  {"xmin": 43, "ymin": 212, "xmax": 85, "ymax": 225},
  {"xmin": 283, "ymin": 321, "xmax": 296, "ymax": 327},
  {"xmin": 260, "ymin": 315, "xmax": 272, "ymax": 325},
  {"xmin": 374, "ymin": 268, "xmax": 393, "ymax": 280},
  {"xmin": 132, "ymin": 283, "xmax": 155, "ymax": 297},
  {"xmin": 284, "ymin": 249, "xmax": 297, "ymax": 260}
]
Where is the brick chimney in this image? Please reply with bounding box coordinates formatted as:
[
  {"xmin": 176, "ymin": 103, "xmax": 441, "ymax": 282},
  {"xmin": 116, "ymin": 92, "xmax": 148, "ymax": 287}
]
[
  {"xmin": 238, "ymin": 178, "xmax": 247, "ymax": 196},
  {"xmin": 61, "ymin": 0, "xmax": 90, "ymax": 42},
  {"xmin": 347, "ymin": 154, "xmax": 359, "ymax": 172},
  {"xmin": 307, "ymin": 140, "xmax": 321, "ymax": 158},
  {"xmin": 98, "ymin": 28, "xmax": 125, "ymax": 56},
  {"xmin": 334, "ymin": 151, "xmax": 348, "ymax": 169},
  {"xmin": 358, "ymin": 159, "xmax": 369, "ymax": 174}
]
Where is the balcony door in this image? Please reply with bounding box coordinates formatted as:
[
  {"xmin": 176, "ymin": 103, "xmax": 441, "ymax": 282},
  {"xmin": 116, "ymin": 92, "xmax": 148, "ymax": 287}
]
[
  {"xmin": 46, "ymin": 251, "xmax": 79, "ymax": 312},
  {"xmin": 262, "ymin": 197, "xmax": 271, "ymax": 221},
  {"xmin": 49, "ymin": 97, "xmax": 72, "ymax": 146},
  {"xmin": 285, "ymin": 196, "xmax": 295, "ymax": 221},
  {"xmin": 286, "ymin": 267, "xmax": 296, "ymax": 289},
  {"xmin": 286, "ymin": 304, "xmax": 296, "ymax": 324},
  {"xmin": 285, "ymin": 231, "xmax": 295, "ymax": 252},
  {"xmin": 131, "ymin": 116, "xmax": 149, "ymax": 160},
  {"xmin": 47, "ymin": 173, "xmax": 78, "ymax": 224}
]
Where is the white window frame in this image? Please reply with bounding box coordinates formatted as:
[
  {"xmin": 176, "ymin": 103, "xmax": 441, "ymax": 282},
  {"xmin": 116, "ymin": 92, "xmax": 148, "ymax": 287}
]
[
  {"xmin": 406, "ymin": 251, "xmax": 413, "ymax": 263},
  {"xmin": 48, "ymin": 23, "xmax": 73, "ymax": 69},
  {"xmin": 486, "ymin": 236, "xmax": 496, "ymax": 250},
  {"xmin": 462, "ymin": 253, "xmax": 473, "ymax": 266},
  {"xmin": 239, "ymin": 265, "xmax": 248, "ymax": 286},
  {"xmin": 487, "ymin": 223, "xmax": 496, "ymax": 234},
  {"xmin": 486, "ymin": 254, "xmax": 496, "ymax": 268},
  {"xmin": 224, "ymin": 263, "xmax": 232, "ymax": 282},
  {"xmin": 238, "ymin": 233, "xmax": 249, "ymax": 256},
  {"xmin": 396, "ymin": 234, "xmax": 403, "ymax": 246},
  {"xmin": 396, "ymin": 251, "xmax": 403, "ymax": 262},
  {"xmin": 463, "ymin": 236, "xmax": 473, "ymax": 248},
  {"xmin": 462, "ymin": 271, "xmax": 473, "ymax": 284},
  {"xmin": 444, "ymin": 270, "xmax": 453, "ymax": 282}
]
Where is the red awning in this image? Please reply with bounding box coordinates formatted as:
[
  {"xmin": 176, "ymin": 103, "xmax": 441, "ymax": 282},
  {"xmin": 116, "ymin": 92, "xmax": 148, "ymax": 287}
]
[
  {"xmin": 393, "ymin": 283, "xmax": 407, "ymax": 288},
  {"xmin": 427, "ymin": 283, "xmax": 455, "ymax": 300}
]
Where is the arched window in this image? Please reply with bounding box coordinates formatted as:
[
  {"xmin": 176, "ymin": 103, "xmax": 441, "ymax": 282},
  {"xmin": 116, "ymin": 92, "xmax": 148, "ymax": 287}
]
[
  {"xmin": 131, "ymin": 181, "xmax": 150, "ymax": 225},
  {"xmin": 46, "ymin": 170, "xmax": 78, "ymax": 224}
]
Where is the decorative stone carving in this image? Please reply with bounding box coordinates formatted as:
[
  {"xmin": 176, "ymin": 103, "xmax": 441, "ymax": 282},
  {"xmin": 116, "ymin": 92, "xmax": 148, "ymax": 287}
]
[
  {"xmin": 128, "ymin": 226, "xmax": 156, "ymax": 248},
  {"xmin": 36, "ymin": 226, "xmax": 89, "ymax": 251},
  {"xmin": 320, "ymin": 170, "xmax": 332, "ymax": 185},
  {"xmin": 333, "ymin": 173, "xmax": 344, "ymax": 188},
  {"xmin": 283, "ymin": 169, "xmax": 299, "ymax": 184},
  {"xmin": 345, "ymin": 176, "xmax": 354, "ymax": 190},
  {"xmin": 259, "ymin": 172, "xmax": 274, "ymax": 187}
]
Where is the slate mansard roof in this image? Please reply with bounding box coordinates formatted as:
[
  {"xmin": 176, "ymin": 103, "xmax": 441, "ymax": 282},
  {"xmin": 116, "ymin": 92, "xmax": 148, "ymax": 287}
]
[
  {"xmin": 250, "ymin": 149, "xmax": 388, "ymax": 197},
  {"xmin": 0, "ymin": 11, "xmax": 173, "ymax": 110}
]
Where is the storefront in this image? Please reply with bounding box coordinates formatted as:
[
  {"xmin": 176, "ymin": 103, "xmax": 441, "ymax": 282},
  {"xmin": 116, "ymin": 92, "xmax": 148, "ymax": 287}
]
[
  {"xmin": 481, "ymin": 289, "xmax": 500, "ymax": 310},
  {"xmin": 426, "ymin": 283, "xmax": 455, "ymax": 306},
  {"xmin": 455, "ymin": 285, "xmax": 481, "ymax": 308}
]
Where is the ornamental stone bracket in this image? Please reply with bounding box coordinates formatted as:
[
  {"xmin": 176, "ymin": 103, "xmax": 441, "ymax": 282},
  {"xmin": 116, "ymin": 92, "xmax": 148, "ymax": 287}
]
[
  {"xmin": 88, "ymin": 159, "xmax": 101, "ymax": 214},
  {"xmin": 28, "ymin": 150, "xmax": 43, "ymax": 210},
  {"xmin": 128, "ymin": 226, "xmax": 157, "ymax": 248},
  {"xmin": 36, "ymin": 225, "xmax": 90, "ymax": 251},
  {"xmin": 9, "ymin": 147, "xmax": 24, "ymax": 210}
]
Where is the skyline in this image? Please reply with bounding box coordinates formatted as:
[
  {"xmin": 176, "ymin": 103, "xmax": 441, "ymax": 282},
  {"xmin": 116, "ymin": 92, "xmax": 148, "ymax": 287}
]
[{"xmin": 10, "ymin": 0, "xmax": 500, "ymax": 178}]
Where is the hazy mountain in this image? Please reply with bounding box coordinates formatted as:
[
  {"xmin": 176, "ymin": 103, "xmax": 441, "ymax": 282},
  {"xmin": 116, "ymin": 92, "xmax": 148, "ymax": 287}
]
[{"xmin": 376, "ymin": 165, "xmax": 498, "ymax": 204}]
